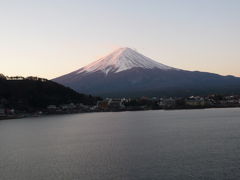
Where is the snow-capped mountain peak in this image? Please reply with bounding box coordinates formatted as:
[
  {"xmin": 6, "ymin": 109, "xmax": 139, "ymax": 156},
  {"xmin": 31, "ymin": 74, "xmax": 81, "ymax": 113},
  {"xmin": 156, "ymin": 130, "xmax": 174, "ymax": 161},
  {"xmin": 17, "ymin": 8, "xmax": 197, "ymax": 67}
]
[
  {"xmin": 53, "ymin": 47, "xmax": 240, "ymax": 98},
  {"xmin": 77, "ymin": 47, "xmax": 174, "ymax": 74}
]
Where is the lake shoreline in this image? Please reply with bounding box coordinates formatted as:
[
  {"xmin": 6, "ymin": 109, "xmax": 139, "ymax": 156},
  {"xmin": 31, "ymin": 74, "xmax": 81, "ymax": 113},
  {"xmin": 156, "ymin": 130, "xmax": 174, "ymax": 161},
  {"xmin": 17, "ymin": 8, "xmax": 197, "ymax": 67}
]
[{"xmin": 1, "ymin": 106, "xmax": 239, "ymax": 121}]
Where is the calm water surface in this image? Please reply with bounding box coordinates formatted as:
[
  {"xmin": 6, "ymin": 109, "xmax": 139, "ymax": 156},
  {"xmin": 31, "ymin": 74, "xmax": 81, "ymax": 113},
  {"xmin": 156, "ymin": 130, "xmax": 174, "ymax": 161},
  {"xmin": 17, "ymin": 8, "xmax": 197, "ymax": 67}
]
[{"xmin": 1, "ymin": 108, "xmax": 240, "ymax": 180}]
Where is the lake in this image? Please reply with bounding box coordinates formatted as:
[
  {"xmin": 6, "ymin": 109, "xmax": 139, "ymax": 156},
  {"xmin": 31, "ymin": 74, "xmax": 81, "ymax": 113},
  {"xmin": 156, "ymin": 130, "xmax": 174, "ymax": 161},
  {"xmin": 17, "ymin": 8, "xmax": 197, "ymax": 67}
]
[{"xmin": 1, "ymin": 108, "xmax": 240, "ymax": 180}]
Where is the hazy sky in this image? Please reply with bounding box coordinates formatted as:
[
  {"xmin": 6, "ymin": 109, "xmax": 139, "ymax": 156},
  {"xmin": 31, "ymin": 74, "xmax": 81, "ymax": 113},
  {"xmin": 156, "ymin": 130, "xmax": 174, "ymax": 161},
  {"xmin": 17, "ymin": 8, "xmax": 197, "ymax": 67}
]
[{"xmin": 1, "ymin": 0, "xmax": 240, "ymax": 79}]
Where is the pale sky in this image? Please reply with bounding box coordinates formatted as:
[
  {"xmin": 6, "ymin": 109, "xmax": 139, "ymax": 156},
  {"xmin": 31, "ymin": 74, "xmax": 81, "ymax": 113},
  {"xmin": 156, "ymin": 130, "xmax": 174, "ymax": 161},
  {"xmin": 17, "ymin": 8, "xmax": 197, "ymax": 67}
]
[{"xmin": 1, "ymin": 0, "xmax": 240, "ymax": 79}]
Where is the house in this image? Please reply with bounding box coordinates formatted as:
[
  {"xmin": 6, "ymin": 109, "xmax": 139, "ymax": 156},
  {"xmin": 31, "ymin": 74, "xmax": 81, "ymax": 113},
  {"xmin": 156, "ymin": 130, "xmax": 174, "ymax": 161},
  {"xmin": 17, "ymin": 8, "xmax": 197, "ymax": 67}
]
[
  {"xmin": 97, "ymin": 98, "xmax": 125, "ymax": 111},
  {"xmin": 225, "ymin": 96, "xmax": 239, "ymax": 105},
  {"xmin": 47, "ymin": 105, "xmax": 57, "ymax": 110},
  {"xmin": 47, "ymin": 105, "xmax": 58, "ymax": 112},
  {"xmin": 185, "ymin": 96, "xmax": 205, "ymax": 106},
  {"xmin": 78, "ymin": 103, "xmax": 89, "ymax": 109},
  {"xmin": 97, "ymin": 100, "xmax": 110, "ymax": 111},
  {"xmin": 60, "ymin": 103, "xmax": 76, "ymax": 110},
  {"xmin": 108, "ymin": 99, "xmax": 125, "ymax": 110},
  {"xmin": 5, "ymin": 108, "xmax": 15, "ymax": 115},
  {"xmin": 159, "ymin": 98, "xmax": 176, "ymax": 108}
]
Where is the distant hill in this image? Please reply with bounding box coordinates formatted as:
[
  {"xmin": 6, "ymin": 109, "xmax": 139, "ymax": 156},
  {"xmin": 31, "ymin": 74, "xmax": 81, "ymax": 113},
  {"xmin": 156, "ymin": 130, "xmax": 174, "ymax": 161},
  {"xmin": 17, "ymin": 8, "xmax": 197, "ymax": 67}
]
[
  {"xmin": 53, "ymin": 47, "xmax": 240, "ymax": 98},
  {"xmin": 0, "ymin": 74, "xmax": 100, "ymax": 111}
]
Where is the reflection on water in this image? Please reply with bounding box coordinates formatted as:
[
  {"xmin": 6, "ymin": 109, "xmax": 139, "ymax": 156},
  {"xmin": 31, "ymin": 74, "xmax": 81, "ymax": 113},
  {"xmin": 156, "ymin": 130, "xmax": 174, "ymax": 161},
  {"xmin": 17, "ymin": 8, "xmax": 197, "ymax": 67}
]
[{"xmin": 1, "ymin": 108, "xmax": 240, "ymax": 180}]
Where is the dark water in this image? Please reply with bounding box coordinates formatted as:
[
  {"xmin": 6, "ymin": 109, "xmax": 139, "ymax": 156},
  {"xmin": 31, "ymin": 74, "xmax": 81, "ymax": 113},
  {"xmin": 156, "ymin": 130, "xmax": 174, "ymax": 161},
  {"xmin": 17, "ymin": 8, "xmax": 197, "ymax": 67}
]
[{"xmin": 1, "ymin": 109, "xmax": 240, "ymax": 180}]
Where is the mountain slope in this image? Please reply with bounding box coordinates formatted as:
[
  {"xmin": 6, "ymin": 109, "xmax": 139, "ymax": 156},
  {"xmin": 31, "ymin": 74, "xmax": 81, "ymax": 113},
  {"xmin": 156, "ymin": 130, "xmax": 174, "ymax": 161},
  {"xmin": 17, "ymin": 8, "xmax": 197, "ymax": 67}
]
[
  {"xmin": 53, "ymin": 48, "xmax": 240, "ymax": 97},
  {"xmin": 76, "ymin": 47, "xmax": 174, "ymax": 74},
  {"xmin": 0, "ymin": 75, "xmax": 100, "ymax": 110}
]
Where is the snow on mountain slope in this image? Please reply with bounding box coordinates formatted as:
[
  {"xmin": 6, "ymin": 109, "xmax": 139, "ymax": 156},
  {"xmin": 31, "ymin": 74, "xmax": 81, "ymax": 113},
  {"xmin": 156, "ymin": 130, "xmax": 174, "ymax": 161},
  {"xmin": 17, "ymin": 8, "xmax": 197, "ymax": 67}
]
[
  {"xmin": 53, "ymin": 47, "xmax": 240, "ymax": 97},
  {"xmin": 76, "ymin": 47, "xmax": 174, "ymax": 74}
]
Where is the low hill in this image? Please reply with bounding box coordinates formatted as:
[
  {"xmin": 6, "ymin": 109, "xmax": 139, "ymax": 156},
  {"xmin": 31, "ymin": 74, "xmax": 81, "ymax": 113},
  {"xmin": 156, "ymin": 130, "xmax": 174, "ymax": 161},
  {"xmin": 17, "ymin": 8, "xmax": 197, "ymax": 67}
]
[{"xmin": 0, "ymin": 74, "xmax": 100, "ymax": 111}]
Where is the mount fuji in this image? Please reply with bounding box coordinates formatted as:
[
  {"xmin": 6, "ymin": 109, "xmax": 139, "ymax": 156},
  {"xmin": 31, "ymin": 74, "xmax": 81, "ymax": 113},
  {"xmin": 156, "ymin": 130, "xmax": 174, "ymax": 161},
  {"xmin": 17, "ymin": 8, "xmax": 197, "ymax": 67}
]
[
  {"xmin": 76, "ymin": 47, "xmax": 175, "ymax": 74},
  {"xmin": 53, "ymin": 47, "xmax": 240, "ymax": 97}
]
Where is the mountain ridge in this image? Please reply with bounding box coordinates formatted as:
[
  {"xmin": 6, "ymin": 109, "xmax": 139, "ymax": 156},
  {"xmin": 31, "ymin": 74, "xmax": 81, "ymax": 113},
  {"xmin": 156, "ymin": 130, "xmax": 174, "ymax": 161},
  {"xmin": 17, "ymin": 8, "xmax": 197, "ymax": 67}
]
[
  {"xmin": 53, "ymin": 48, "xmax": 240, "ymax": 97},
  {"xmin": 75, "ymin": 47, "xmax": 175, "ymax": 75},
  {"xmin": 0, "ymin": 75, "xmax": 100, "ymax": 110}
]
